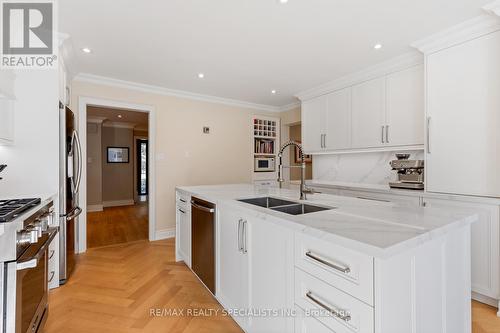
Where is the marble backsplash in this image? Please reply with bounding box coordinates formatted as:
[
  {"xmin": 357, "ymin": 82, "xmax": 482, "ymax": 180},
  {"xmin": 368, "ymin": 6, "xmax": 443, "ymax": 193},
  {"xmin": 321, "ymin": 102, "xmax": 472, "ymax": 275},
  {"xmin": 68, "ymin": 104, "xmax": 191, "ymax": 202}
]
[{"xmin": 312, "ymin": 150, "xmax": 424, "ymax": 186}]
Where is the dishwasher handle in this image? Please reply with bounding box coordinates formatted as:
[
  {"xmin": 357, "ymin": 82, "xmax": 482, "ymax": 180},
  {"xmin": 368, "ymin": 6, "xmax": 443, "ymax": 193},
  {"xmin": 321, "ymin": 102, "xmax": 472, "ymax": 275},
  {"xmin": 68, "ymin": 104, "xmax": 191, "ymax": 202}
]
[{"xmin": 191, "ymin": 200, "xmax": 215, "ymax": 213}]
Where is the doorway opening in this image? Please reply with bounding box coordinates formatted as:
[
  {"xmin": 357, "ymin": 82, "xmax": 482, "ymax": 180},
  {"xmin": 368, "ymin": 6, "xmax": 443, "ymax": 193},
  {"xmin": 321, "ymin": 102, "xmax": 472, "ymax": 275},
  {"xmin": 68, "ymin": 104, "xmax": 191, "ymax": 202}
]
[{"xmin": 86, "ymin": 106, "xmax": 150, "ymax": 248}]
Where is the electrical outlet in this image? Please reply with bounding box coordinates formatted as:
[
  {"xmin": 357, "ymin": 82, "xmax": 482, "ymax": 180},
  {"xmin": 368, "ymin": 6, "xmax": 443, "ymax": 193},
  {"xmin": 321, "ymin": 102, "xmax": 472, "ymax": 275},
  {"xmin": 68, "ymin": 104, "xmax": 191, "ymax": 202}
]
[{"xmin": 203, "ymin": 126, "xmax": 210, "ymax": 134}]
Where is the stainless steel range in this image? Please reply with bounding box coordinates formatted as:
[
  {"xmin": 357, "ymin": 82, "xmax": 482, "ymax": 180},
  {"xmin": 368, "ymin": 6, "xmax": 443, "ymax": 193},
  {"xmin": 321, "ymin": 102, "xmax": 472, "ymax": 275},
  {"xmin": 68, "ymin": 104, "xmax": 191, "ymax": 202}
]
[{"xmin": 0, "ymin": 199, "xmax": 58, "ymax": 333}]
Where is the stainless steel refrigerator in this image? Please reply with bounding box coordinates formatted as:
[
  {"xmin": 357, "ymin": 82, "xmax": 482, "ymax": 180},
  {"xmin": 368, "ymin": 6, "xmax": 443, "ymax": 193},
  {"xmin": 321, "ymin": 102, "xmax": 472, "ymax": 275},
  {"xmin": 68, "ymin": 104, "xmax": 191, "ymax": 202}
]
[{"xmin": 59, "ymin": 102, "xmax": 82, "ymax": 284}]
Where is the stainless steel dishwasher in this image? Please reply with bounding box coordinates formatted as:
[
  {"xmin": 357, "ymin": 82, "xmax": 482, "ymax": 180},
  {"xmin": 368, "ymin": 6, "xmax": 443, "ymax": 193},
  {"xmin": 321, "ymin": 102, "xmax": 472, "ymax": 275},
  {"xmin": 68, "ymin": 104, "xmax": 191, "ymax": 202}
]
[{"xmin": 191, "ymin": 197, "xmax": 216, "ymax": 293}]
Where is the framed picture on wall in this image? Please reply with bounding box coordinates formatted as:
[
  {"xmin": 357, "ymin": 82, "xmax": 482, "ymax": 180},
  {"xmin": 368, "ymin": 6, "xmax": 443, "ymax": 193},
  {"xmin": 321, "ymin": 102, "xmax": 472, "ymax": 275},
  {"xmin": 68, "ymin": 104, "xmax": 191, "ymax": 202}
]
[
  {"xmin": 107, "ymin": 147, "xmax": 130, "ymax": 163},
  {"xmin": 294, "ymin": 141, "xmax": 312, "ymax": 163}
]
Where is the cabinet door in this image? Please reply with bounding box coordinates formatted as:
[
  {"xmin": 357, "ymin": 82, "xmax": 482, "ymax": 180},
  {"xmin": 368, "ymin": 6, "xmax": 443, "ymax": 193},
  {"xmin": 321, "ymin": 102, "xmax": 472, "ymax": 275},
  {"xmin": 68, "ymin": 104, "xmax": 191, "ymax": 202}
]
[
  {"xmin": 423, "ymin": 198, "xmax": 500, "ymax": 299},
  {"xmin": 0, "ymin": 100, "xmax": 14, "ymax": 143},
  {"xmin": 386, "ymin": 65, "xmax": 424, "ymax": 146},
  {"xmin": 247, "ymin": 217, "xmax": 293, "ymax": 333},
  {"xmin": 426, "ymin": 31, "xmax": 500, "ymax": 197},
  {"xmin": 218, "ymin": 207, "xmax": 249, "ymax": 329},
  {"xmin": 178, "ymin": 206, "xmax": 191, "ymax": 267},
  {"xmin": 325, "ymin": 88, "xmax": 351, "ymax": 150},
  {"xmin": 351, "ymin": 77, "xmax": 386, "ymax": 148},
  {"xmin": 301, "ymin": 95, "xmax": 327, "ymax": 153}
]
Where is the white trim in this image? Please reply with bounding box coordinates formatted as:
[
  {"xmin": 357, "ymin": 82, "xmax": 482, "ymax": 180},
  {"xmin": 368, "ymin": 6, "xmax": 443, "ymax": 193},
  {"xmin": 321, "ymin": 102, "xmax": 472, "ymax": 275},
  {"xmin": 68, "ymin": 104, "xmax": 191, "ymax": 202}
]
[
  {"xmin": 102, "ymin": 200, "xmax": 135, "ymax": 208},
  {"xmin": 472, "ymin": 291, "xmax": 499, "ymax": 308},
  {"xmin": 86, "ymin": 116, "xmax": 106, "ymax": 124},
  {"xmin": 295, "ymin": 52, "xmax": 423, "ymax": 101},
  {"xmin": 102, "ymin": 121, "xmax": 137, "ymax": 129},
  {"xmin": 155, "ymin": 227, "xmax": 176, "ymax": 240},
  {"xmin": 307, "ymin": 145, "xmax": 424, "ymax": 155},
  {"xmin": 87, "ymin": 204, "xmax": 103, "ymax": 212},
  {"xmin": 483, "ymin": 0, "xmax": 500, "ymax": 17},
  {"xmin": 411, "ymin": 14, "xmax": 500, "ymax": 54},
  {"xmin": 77, "ymin": 96, "xmax": 157, "ymax": 253},
  {"xmin": 74, "ymin": 73, "xmax": 292, "ymax": 113}
]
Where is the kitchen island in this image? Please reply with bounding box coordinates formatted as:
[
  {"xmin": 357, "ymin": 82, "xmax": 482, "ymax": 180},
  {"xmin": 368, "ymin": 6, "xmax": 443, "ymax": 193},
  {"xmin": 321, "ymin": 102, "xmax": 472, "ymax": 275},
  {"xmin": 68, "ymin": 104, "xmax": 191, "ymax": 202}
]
[{"xmin": 175, "ymin": 184, "xmax": 478, "ymax": 333}]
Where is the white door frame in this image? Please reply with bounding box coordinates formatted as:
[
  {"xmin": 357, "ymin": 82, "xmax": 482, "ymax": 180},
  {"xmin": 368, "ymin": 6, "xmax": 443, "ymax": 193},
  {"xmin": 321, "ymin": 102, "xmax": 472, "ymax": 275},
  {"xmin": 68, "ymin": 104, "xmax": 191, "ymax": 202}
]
[{"xmin": 77, "ymin": 96, "xmax": 156, "ymax": 253}]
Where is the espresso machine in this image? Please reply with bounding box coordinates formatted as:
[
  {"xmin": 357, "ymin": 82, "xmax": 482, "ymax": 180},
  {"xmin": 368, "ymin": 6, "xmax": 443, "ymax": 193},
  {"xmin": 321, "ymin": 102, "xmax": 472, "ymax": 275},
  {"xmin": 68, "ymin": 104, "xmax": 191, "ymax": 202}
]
[{"xmin": 389, "ymin": 154, "xmax": 424, "ymax": 190}]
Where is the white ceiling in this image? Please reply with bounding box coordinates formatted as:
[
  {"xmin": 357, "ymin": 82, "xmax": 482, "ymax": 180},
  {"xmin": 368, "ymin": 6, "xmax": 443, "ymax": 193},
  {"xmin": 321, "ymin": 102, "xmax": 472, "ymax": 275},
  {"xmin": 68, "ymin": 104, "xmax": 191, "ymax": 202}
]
[{"xmin": 60, "ymin": 0, "xmax": 490, "ymax": 108}]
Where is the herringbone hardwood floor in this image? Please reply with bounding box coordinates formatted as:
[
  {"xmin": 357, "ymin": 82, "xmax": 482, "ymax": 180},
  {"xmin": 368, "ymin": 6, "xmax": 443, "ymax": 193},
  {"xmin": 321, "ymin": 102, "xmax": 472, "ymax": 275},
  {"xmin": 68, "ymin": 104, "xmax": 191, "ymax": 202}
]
[
  {"xmin": 42, "ymin": 238, "xmax": 500, "ymax": 333},
  {"xmin": 43, "ymin": 239, "xmax": 242, "ymax": 333}
]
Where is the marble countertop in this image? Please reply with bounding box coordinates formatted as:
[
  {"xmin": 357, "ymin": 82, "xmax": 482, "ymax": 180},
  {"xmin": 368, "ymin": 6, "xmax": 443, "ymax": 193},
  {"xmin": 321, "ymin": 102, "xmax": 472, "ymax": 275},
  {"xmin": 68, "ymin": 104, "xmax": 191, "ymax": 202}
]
[{"xmin": 177, "ymin": 184, "xmax": 478, "ymax": 258}]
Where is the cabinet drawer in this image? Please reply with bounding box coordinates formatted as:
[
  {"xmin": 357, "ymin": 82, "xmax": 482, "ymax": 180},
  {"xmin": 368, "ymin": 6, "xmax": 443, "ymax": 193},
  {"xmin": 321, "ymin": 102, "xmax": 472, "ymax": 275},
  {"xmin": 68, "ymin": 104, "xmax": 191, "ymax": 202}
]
[
  {"xmin": 294, "ymin": 233, "xmax": 374, "ymax": 305},
  {"xmin": 48, "ymin": 237, "xmax": 58, "ymax": 288},
  {"xmin": 176, "ymin": 192, "xmax": 190, "ymax": 209},
  {"xmin": 295, "ymin": 268, "xmax": 374, "ymax": 333}
]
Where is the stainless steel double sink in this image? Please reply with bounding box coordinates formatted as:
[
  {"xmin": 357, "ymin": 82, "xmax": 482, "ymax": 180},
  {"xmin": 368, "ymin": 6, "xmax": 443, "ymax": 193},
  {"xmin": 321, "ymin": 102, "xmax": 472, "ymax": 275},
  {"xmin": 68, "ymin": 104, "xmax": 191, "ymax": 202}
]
[{"xmin": 237, "ymin": 197, "xmax": 334, "ymax": 215}]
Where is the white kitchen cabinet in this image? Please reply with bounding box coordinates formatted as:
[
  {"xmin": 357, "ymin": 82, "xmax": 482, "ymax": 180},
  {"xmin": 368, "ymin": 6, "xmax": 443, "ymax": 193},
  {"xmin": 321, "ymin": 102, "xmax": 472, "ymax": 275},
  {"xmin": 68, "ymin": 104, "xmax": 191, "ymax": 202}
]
[
  {"xmin": 426, "ymin": 31, "xmax": 500, "ymax": 197},
  {"xmin": 351, "ymin": 77, "xmax": 386, "ymax": 149},
  {"xmin": 217, "ymin": 207, "xmax": 249, "ymax": 329},
  {"xmin": 325, "ymin": 88, "xmax": 351, "ymax": 150},
  {"xmin": 175, "ymin": 192, "xmax": 191, "ymax": 267},
  {"xmin": 423, "ymin": 197, "xmax": 500, "ymax": 303},
  {"xmin": 386, "ymin": 65, "xmax": 424, "ymax": 146},
  {"xmin": 0, "ymin": 70, "xmax": 15, "ymax": 144},
  {"xmin": 248, "ymin": 216, "xmax": 293, "ymax": 333},
  {"xmin": 302, "ymin": 94, "xmax": 327, "ymax": 152}
]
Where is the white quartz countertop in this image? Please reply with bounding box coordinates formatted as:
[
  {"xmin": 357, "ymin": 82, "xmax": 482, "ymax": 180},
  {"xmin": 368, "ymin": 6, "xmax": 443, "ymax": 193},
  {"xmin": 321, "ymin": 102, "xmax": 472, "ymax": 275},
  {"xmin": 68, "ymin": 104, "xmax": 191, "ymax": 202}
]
[{"xmin": 177, "ymin": 184, "xmax": 478, "ymax": 258}]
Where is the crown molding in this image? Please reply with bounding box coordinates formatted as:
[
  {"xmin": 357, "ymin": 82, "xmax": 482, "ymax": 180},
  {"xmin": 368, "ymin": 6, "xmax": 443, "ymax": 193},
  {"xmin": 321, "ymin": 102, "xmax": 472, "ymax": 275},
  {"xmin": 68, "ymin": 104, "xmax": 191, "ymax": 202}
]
[
  {"xmin": 87, "ymin": 116, "xmax": 106, "ymax": 124},
  {"xmin": 295, "ymin": 52, "xmax": 423, "ymax": 101},
  {"xmin": 483, "ymin": 1, "xmax": 500, "ymax": 17},
  {"xmin": 411, "ymin": 14, "xmax": 500, "ymax": 54},
  {"xmin": 102, "ymin": 121, "xmax": 137, "ymax": 129},
  {"xmin": 277, "ymin": 101, "xmax": 301, "ymax": 112},
  {"xmin": 73, "ymin": 73, "xmax": 290, "ymax": 113}
]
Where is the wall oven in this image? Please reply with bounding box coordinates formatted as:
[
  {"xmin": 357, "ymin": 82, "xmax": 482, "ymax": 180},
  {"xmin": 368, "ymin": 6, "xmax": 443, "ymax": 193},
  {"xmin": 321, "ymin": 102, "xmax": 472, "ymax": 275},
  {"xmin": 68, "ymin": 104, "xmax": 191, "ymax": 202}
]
[{"xmin": 2, "ymin": 202, "xmax": 58, "ymax": 333}]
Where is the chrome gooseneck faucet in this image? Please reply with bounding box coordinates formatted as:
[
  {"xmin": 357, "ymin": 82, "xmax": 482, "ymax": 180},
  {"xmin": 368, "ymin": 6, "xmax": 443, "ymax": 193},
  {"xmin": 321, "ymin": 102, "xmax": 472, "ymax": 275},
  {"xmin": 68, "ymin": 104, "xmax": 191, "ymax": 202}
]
[{"xmin": 277, "ymin": 141, "xmax": 318, "ymax": 200}]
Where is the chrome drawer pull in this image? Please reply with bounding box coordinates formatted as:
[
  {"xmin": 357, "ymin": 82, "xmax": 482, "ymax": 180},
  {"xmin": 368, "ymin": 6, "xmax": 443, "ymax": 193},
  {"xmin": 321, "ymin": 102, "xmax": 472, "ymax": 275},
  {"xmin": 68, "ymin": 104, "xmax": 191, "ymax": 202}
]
[
  {"xmin": 49, "ymin": 249, "xmax": 55, "ymax": 259},
  {"xmin": 306, "ymin": 291, "xmax": 351, "ymax": 322},
  {"xmin": 48, "ymin": 271, "xmax": 55, "ymax": 283},
  {"xmin": 179, "ymin": 198, "xmax": 187, "ymax": 203},
  {"xmin": 178, "ymin": 208, "xmax": 186, "ymax": 214},
  {"xmin": 305, "ymin": 251, "xmax": 350, "ymax": 274}
]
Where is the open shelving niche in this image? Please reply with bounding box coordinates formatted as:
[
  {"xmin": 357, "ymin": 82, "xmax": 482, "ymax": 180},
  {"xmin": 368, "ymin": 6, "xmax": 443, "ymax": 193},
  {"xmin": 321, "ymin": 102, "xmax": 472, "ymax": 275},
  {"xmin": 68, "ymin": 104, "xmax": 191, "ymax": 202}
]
[{"xmin": 252, "ymin": 115, "xmax": 280, "ymax": 185}]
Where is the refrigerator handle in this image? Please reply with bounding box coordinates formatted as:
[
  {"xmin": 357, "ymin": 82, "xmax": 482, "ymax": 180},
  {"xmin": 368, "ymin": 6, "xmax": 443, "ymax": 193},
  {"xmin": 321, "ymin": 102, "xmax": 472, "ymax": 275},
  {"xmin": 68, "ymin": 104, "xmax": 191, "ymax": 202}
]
[{"xmin": 72, "ymin": 130, "xmax": 83, "ymax": 195}]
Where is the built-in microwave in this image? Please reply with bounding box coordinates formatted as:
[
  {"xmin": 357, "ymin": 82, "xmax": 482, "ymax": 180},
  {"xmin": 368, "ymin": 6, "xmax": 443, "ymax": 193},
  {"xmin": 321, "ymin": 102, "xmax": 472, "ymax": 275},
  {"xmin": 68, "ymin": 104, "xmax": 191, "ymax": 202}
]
[{"xmin": 254, "ymin": 157, "xmax": 275, "ymax": 172}]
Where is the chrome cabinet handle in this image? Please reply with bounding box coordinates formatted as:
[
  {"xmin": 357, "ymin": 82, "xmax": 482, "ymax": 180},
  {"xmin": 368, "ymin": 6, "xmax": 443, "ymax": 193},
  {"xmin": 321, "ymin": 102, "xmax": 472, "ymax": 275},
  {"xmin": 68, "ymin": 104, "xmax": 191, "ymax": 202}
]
[
  {"xmin": 305, "ymin": 251, "xmax": 350, "ymax": 274},
  {"xmin": 356, "ymin": 196, "xmax": 390, "ymax": 203},
  {"xmin": 426, "ymin": 116, "xmax": 431, "ymax": 154},
  {"xmin": 179, "ymin": 198, "xmax": 187, "ymax": 203},
  {"xmin": 49, "ymin": 250, "xmax": 55, "ymax": 259},
  {"xmin": 191, "ymin": 201, "xmax": 215, "ymax": 213},
  {"xmin": 48, "ymin": 271, "xmax": 55, "ymax": 283},
  {"xmin": 237, "ymin": 219, "xmax": 243, "ymax": 252},
  {"xmin": 381, "ymin": 125, "xmax": 385, "ymax": 143},
  {"xmin": 242, "ymin": 220, "xmax": 247, "ymax": 254},
  {"xmin": 385, "ymin": 125, "xmax": 389, "ymax": 143},
  {"xmin": 178, "ymin": 208, "xmax": 186, "ymax": 214},
  {"xmin": 306, "ymin": 291, "xmax": 351, "ymax": 322}
]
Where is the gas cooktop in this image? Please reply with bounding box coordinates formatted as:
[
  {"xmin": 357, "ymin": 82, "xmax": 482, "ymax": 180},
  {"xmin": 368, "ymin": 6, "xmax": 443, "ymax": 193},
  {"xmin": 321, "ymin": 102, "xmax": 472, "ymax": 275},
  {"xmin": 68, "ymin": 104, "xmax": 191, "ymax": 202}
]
[{"xmin": 0, "ymin": 198, "xmax": 41, "ymax": 222}]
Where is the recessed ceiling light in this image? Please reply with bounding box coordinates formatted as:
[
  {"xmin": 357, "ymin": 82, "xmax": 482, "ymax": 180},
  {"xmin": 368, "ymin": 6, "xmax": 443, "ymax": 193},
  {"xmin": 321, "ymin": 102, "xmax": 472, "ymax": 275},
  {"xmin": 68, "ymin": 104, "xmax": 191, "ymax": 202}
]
[
  {"xmin": 374, "ymin": 44, "xmax": 383, "ymax": 50},
  {"xmin": 271, "ymin": 90, "xmax": 277, "ymax": 94},
  {"xmin": 81, "ymin": 47, "xmax": 92, "ymax": 54},
  {"xmin": 117, "ymin": 114, "xmax": 122, "ymax": 118},
  {"xmin": 198, "ymin": 73, "xmax": 205, "ymax": 79},
  {"xmin": 278, "ymin": 0, "xmax": 289, "ymax": 3}
]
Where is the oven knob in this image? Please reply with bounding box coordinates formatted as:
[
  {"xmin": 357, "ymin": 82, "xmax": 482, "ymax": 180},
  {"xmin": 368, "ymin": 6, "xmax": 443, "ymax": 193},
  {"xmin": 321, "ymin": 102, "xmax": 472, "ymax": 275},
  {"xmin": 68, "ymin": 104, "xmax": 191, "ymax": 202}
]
[
  {"xmin": 17, "ymin": 229, "xmax": 38, "ymax": 245},
  {"xmin": 23, "ymin": 227, "xmax": 39, "ymax": 243}
]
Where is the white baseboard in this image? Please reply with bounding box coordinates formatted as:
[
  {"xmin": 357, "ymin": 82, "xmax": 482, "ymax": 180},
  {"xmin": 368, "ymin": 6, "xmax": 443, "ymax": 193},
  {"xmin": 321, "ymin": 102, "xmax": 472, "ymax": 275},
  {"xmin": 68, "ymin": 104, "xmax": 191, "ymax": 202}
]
[
  {"xmin": 102, "ymin": 199, "xmax": 135, "ymax": 208},
  {"xmin": 87, "ymin": 204, "xmax": 103, "ymax": 212},
  {"xmin": 472, "ymin": 291, "xmax": 499, "ymax": 308},
  {"xmin": 155, "ymin": 227, "xmax": 176, "ymax": 240}
]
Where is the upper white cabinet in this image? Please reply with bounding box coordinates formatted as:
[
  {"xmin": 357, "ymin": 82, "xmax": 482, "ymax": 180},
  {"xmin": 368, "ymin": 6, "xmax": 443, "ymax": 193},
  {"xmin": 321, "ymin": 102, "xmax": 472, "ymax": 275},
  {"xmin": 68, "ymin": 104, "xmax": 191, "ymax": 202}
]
[
  {"xmin": 301, "ymin": 64, "xmax": 424, "ymax": 154},
  {"xmin": 426, "ymin": 31, "xmax": 500, "ymax": 197},
  {"xmin": 351, "ymin": 77, "xmax": 386, "ymax": 148},
  {"xmin": 302, "ymin": 95, "xmax": 327, "ymax": 152},
  {"xmin": 386, "ymin": 65, "xmax": 424, "ymax": 146},
  {"xmin": 0, "ymin": 70, "xmax": 15, "ymax": 144}
]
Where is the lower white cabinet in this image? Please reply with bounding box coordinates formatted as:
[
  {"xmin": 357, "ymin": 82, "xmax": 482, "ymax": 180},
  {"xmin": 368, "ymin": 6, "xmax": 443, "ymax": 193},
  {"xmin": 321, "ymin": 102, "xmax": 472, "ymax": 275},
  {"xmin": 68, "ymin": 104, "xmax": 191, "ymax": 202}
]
[
  {"xmin": 423, "ymin": 198, "xmax": 500, "ymax": 302},
  {"xmin": 294, "ymin": 307, "xmax": 336, "ymax": 333},
  {"xmin": 175, "ymin": 192, "xmax": 191, "ymax": 267},
  {"xmin": 48, "ymin": 232, "xmax": 59, "ymax": 289},
  {"xmin": 217, "ymin": 205, "xmax": 293, "ymax": 333}
]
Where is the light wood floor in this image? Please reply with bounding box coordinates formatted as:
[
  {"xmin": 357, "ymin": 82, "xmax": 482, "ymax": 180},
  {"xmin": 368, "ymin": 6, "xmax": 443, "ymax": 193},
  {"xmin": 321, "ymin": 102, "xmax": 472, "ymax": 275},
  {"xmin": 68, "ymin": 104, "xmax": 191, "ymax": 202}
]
[
  {"xmin": 43, "ymin": 239, "xmax": 242, "ymax": 333},
  {"xmin": 87, "ymin": 204, "xmax": 149, "ymax": 248},
  {"xmin": 43, "ymin": 238, "xmax": 500, "ymax": 333}
]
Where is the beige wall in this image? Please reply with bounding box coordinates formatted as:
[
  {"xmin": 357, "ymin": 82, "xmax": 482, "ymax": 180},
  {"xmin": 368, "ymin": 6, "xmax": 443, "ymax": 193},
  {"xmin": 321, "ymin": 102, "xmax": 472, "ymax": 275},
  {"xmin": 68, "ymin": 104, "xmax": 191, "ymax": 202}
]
[
  {"xmin": 289, "ymin": 124, "xmax": 312, "ymax": 181},
  {"xmin": 87, "ymin": 122, "xmax": 102, "ymax": 206},
  {"xmin": 102, "ymin": 126, "xmax": 134, "ymax": 202},
  {"xmin": 71, "ymin": 80, "xmax": 276, "ymax": 232}
]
